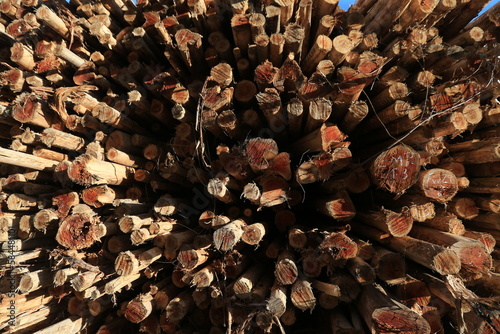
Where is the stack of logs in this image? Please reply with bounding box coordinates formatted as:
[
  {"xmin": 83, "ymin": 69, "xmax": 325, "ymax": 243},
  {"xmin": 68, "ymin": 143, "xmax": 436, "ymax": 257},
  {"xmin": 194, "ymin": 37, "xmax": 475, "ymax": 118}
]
[{"xmin": 0, "ymin": 0, "xmax": 499, "ymax": 333}]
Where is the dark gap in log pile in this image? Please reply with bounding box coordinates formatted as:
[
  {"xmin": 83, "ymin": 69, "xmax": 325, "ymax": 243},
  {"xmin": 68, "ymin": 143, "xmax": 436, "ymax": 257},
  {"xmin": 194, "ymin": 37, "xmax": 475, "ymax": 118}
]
[{"xmin": 0, "ymin": 0, "xmax": 499, "ymax": 333}]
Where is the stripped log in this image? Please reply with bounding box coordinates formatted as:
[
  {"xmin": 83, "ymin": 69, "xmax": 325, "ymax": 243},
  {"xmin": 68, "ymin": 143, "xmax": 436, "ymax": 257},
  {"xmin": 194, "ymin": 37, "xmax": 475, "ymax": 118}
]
[
  {"xmin": 356, "ymin": 284, "xmax": 431, "ymax": 334},
  {"xmin": 409, "ymin": 225, "xmax": 492, "ymax": 275}
]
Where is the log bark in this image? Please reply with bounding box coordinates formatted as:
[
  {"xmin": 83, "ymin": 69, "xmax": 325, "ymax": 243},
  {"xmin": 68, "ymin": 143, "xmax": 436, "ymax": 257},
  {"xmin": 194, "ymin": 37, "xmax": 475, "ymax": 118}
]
[
  {"xmin": 409, "ymin": 225, "xmax": 492, "ymax": 275},
  {"xmin": 356, "ymin": 207, "xmax": 413, "ymax": 237},
  {"xmin": 351, "ymin": 224, "xmax": 461, "ymax": 275}
]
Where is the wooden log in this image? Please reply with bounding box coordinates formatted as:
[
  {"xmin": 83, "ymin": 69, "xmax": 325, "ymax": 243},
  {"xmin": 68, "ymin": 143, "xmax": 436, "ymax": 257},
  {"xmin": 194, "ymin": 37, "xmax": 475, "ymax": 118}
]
[
  {"xmin": 269, "ymin": 33, "xmax": 285, "ymax": 67},
  {"xmin": 68, "ymin": 154, "xmax": 135, "ymax": 186},
  {"xmin": 177, "ymin": 244, "xmax": 210, "ymax": 270},
  {"xmin": 56, "ymin": 209, "xmax": 102, "ymax": 250},
  {"xmin": 131, "ymin": 228, "xmax": 157, "ymax": 246},
  {"xmin": 10, "ymin": 42, "xmax": 36, "ymax": 71},
  {"xmin": 106, "ymin": 148, "xmax": 146, "ymax": 168},
  {"xmin": 33, "ymin": 209, "xmax": 59, "ymax": 232},
  {"xmin": 301, "ymin": 35, "xmax": 332, "ymax": 75},
  {"xmin": 371, "ymin": 247, "xmax": 406, "ymax": 285},
  {"xmin": 32, "ymin": 146, "xmax": 68, "ymax": 162},
  {"xmin": 165, "ymin": 290, "xmax": 194, "ymax": 323},
  {"xmin": 392, "ymin": 275, "xmax": 432, "ymax": 307},
  {"xmin": 241, "ymin": 222, "xmax": 265, "ymax": 246},
  {"xmin": 32, "ymin": 316, "xmax": 85, "ymax": 334},
  {"xmin": 114, "ymin": 246, "xmax": 162, "ymax": 277},
  {"xmin": 6, "ymin": 193, "xmax": 40, "ymax": 211},
  {"xmin": 380, "ymin": 193, "xmax": 436, "ymax": 222},
  {"xmin": 291, "ymin": 122, "xmax": 347, "ymax": 154},
  {"xmin": 369, "ymin": 145, "xmax": 421, "ymax": 194},
  {"xmin": 290, "ymin": 277, "xmax": 316, "ymax": 312},
  {"xmin": 462, "ymin": 230, "xmax": 496, "ymax": 254},
  {"xmin": 319, "ymin": 231, "xmax": 358, "ymax": 261},
  {"xmin": 0, "ymin": 147, "xmax": 58, "ymax": 171},
  {"xmin": 313, "ymin": 0, "xmax": 339, "ymax": 23},
  {"xmin": 328, "ymin": 35, "xmax": 354, "ymax": 65},
  {"xmin": 417, "ymin": 212, "xmax": 465, "ymax": 235},
  {"xmin": 340, "ymin": 100, "xmax": 369, "ymax": 134},
  {"xmin": 363, "ymin": 0, "xmax": 412, "ymax": 36},
  {"xmin": 328, "ymin": 307, "xmax": 362, "ymax": 334},
  {"xmin": 164, "ymin": 230, "xmax": 196, "ymax": 252},
  {"xmin": 397, "ymin": 0, "xmax": 439, "ymax": 31},
  {"xmin": 462, "ymin": 177, "xmax": 500, "ymax": 194},
  {"xmin": 191, "ymin": 265, "xmax": 215, "ymax": 289},
  {"xmin": 54, "ymin": 267, "xmax": 79, "ymax": 287},
  {"xmin": 356, "ymin": 284, "xmax": 430, "ymax": 334},
  {"xmin": 316, "ymin": 190, "xmax": 356, "ymax": 221},
  {"xmin": 472, "ymin": 194, "xmax": 500, "ymax": 213},
  {"xmin": 283, "ymin": 24, "xmax": 305, "ymax": 62},
  {"xmin": 356, "ymin": 207, "xmax": 413, "ymax": 237},
  {"xmin": 451, "ymin": 143, "xmax": 500, "ymax": 164},
  {"xmin": 288, "ymin": 226, "xmax": 308, "ymax": 249},
  {"xmin": 71, "ymin": 270, "xmax": 102, "ymax": 292},
  {"xmin": 274, "ymin": 249, "xmax": 298, "ymax": 285},
  {"xmin": 207, "ymin": 175, "xmax": 236, "ymax": 204},
  {"xmin": 256, "ymin": 283, "xmax": 287, "ymax": 330},
  {"xmin": 409, "ymin": 225, "xmax": 492, "ymax": 275},
  {"xmin": 329, "ymin": 273, "xmax": 361, "ymax": 302},
  {"xmin": 273, "ymin": 53, "xmax": 306, "ymax": 93},
  {"xmin": 345, "ymin": 257, "xmax": 376, "ymax": 285},
  {"xmin": 17, "ymin": 268, "xmax": 53, "ymax": 294},
  {"xmin": 124, "ymin": 293, "xmax": 154, "ymax": 324},
  {"xmin": 276, "ymin": 0, "xmax": 294, "ymax": 27},
  {"xmin": 440, "ymin": 0, "xmax": 491, "ymax": 39},
  {"xmin": 81, "ymin": 185, "xmax": 116, "ymax": 208},
  {"xmin": 266, "ymin": 152, "xmax": 292, "ymax": 181},
  {"xmin": 104, "ymin": 272, "xmax": 142, "ymax": 295},
  {"xmin": 213, "ymin": 219, "xmax": 246, "ymax": 251},
  {"xmin": 233, "ymin": 263, "xmax": 264, "ymax": 299},
  {"xmin": 424, "ymin": 0, "xmax": 457, "ymax": 27},
  {"xmin": 244, "ymin": 137, "xmax": 279, "ymax": 171},
  {"xmin": 351, "ymin": 224, "xmax": 461, "ymax": 275},
  {"xmin": 466, "ymin": 212, "xmax": 500, "ymax": 231},
  {"xmin": 0, "ymin": 1, "xmax": 497, "ymax": 332},
  {"xmin": 304, "ymin": 98, "xmax": 332, "ymax": 133},
  {"xmin": 416, "ymin": 168, "xmax": 458, "ymax": 203},
  {"xmin": 255, "ymin": 87, "xmax": 286, "ymax": 137}
]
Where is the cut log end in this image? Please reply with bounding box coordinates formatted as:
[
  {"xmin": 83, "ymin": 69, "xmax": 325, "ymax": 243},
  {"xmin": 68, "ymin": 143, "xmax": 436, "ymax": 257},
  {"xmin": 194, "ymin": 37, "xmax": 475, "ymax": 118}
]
[
  {"xmin": 418, "ymin": 168, "xmax": 459, "ymax": 203},
  {"xmin": 320, "ymin": 232, "xmax": 358, "ymax": 260},
  {"xmin": 432, "ymin": 248, "xmax": 462, "ymax": 276},
  {"xmin": 56, "ymin": 213, "xmax": 100, "ymax": 250},
  {"xmin": 67, "ymin": 155, "xmax": 99, "ymax": 186},
  {"xmin": 372, "ymin": 308, "xmax": 431, "ymax": 334},
  {"xmin": 275, "ymin": 259, "xmax": 298, "ymax": 285},
  {"xmin": 244, "ymin": 138, "xmax": 279, "ymax": 170},
  {"xmin": 385, "ymin": 208, "xmax": 413, "ymax": 237},
  {"xmin": 370, "ymin": 145, "xmax": 421, "ymax": 194}
]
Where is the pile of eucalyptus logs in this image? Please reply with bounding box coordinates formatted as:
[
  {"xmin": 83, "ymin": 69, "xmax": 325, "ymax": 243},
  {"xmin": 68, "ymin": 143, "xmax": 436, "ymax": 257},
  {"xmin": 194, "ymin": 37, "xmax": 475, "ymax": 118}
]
[{"xmin": 0, "ymin": 0, "xmax": 499, "ymax": 333}]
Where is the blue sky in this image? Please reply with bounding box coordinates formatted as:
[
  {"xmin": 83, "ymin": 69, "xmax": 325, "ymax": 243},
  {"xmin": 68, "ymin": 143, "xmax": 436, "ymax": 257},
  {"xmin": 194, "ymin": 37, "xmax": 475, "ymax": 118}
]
[
  {"xmin": 338, "ymin": 0, "xmax": 356, "ymax": 10},
  {"xmin": 338, "ymin": 0, "xmax": 499, "ymax": 17}
]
